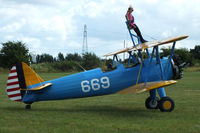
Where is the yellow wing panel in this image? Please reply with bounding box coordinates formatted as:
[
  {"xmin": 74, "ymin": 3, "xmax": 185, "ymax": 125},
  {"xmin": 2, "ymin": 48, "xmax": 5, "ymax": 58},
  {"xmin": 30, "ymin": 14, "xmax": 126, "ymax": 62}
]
[
  {"xmin": 103, "ymin": 47, "xmax": 131, "ymax": 57},
  {"xmin": 132, "ymin": 35, "xmax": 189, "ymax": 51},
  {"xmin": 104, "ymin": 35, "xmax": 188, "ymax": 57},
  {"xmin": 117, "ymin": 80, "xmax": 177, "ymax": 94}
]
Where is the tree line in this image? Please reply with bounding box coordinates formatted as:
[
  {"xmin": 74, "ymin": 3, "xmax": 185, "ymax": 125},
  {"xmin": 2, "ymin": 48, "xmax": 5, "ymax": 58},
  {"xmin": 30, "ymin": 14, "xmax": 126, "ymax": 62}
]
[
  {"xmin": 160, "ymin": 46, "xmax": 200, "ymax": 66},
  {"xmin": 0, "ymin": 41, "xmax": 200, "ymax": 71},
  {"xmin": 35, "ymin": 52, "xmax": 101, "ymax": 71},
  {"xmin": 0, "ymin": 41, "xmax": 101, "ymax": 71}
]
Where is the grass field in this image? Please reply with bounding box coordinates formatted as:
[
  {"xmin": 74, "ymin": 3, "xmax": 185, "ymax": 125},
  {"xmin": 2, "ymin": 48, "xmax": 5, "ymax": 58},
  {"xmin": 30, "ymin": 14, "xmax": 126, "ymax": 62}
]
[{"xmin": 0, "ymin": 72, "xmax": 200, "ymax": 133}]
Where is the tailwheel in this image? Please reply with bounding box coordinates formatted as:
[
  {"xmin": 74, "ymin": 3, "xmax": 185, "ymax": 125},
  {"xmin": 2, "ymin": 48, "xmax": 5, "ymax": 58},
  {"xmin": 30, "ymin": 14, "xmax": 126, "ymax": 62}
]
[
  {"xmin": 25, "ymin": 104, "xmax": 31, "ymax": 109},
  {"xmin": 158, "ymin": 97, "xmax": 175, "ymax": 112},
  {"xmin": 145, "ymin": 97, "xmax": 159, "ymax": 109}
]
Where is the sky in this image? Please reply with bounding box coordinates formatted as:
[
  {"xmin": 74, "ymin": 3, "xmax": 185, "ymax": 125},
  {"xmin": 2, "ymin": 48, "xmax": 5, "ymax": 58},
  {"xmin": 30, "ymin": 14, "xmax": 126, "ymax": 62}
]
[{"xmin": 0, "ymin": 0, "xmax": 200, "ymax": 58}]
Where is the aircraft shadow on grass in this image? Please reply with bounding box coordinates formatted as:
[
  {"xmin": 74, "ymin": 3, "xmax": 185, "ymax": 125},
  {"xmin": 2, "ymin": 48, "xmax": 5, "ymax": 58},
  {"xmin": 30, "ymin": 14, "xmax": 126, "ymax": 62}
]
[{"xmin": 3, "ymin": 104, "xmax": 157, "ymax": 118}]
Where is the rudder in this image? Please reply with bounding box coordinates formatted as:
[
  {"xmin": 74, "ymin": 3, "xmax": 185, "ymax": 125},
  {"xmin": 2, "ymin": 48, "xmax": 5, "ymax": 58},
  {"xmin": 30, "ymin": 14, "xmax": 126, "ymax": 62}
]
[{"xmin": 6, "ymin": 62, "xmax": 44, "ymax": 102}]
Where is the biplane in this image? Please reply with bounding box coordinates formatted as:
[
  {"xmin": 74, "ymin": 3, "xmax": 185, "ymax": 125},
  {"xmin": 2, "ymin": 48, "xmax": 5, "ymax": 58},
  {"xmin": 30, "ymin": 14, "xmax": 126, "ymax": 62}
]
[{"xmin": 5, "ymin": 17, "xmax": 188, "ymax": 112}]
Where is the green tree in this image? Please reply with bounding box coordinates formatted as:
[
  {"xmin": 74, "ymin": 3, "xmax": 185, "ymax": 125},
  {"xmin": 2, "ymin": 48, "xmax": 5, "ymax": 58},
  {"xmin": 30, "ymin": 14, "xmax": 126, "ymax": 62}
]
[
  {"xmin": 36, "ymin": 53, "xmax": 54, "ymax": 63},
  {"xmin": 175, "ymin": 48, "xmax": 191, "ymax": 63},
  {"xmin": 161, "ymin": 47, "xmax": 191, "ymax": 64},
  {"xmin": 58, "ymin": 52, "xmax": 65, "ymax": 62},
  {"xmin": 190, "ymin": 45, "xmax": 200, "ymax": 59},
  {"xmin": 189, "ymin": 45, "xmax": 200, "ymax": 66},
  {"xmin": 82, "ymin": 52, "xmax": 100, "ymax": 70},
  {"xmin": 160, "ymin": 47, "xmax": 171, "ymax": 57},
  {"xmin": 0, "ymin": 41, "xmax": 30, "ymax": 68},
  {"xmin": 65, "ymin": 53, "xmax": 82, "ymax": 62}
]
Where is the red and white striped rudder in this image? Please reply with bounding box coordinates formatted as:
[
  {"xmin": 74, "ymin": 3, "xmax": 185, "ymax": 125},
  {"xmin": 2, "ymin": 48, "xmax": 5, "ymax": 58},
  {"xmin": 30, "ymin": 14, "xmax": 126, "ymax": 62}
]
[{"xmin": 6, "ymin": 65, "xmax": 22, "ymax": 102}]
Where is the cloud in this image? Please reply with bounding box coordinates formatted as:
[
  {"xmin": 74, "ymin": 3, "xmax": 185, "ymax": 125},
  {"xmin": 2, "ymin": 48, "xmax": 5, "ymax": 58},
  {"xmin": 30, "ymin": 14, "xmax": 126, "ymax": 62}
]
[{"xmin": 0, "ymin": 0, "xmax": 199, "ymax": 58}]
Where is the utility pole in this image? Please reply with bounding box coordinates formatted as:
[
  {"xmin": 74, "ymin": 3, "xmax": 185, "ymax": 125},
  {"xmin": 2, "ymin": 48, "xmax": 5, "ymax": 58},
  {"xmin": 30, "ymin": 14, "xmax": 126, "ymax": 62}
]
[
  {"xmin": 123, "ymin": 40, "xmax": 125, "ymax": 61},
  {"xmin": 82, "ymin": 24, "xmax": 88, "ymax": 55}
]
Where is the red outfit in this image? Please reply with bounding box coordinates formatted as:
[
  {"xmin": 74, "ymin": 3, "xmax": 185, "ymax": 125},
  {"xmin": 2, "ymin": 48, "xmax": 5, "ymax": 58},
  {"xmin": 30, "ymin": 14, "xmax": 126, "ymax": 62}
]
[
  {"xmin": 126, "ymin": 12, "xmax": 135, "ymax": 26},
  {"xmin": 126, "ymin": 12, "xmax": 146, "ymax": 43}
]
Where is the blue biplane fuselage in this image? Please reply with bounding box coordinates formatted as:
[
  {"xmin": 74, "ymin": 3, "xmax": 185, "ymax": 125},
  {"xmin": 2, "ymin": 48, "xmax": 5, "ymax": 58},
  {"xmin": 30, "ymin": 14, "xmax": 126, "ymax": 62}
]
[{"xmin": 23, "ymin": 57, "xmax": 173, "ymax": 103}]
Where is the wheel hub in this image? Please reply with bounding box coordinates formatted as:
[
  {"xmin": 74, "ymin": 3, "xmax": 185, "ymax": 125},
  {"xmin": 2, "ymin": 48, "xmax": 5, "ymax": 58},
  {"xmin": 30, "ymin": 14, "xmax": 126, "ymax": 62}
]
[
  {"xmin": 163, "ymin": 101, "xmax": 172, "ymax": 110},
  {"xmin": 150, "ymin": 100, "xmax": 158, "ymax": 108}
]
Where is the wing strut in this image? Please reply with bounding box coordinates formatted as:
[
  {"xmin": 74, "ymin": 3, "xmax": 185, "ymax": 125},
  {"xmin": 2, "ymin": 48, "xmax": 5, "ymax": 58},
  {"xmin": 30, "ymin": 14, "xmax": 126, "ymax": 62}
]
[
  {"xmin": 135, "ymin": 52, "xmax": 144, "ymax": 90},
  {"xmin": 155, "ymin": 46, "xmax": 164, "ymax": 80}
]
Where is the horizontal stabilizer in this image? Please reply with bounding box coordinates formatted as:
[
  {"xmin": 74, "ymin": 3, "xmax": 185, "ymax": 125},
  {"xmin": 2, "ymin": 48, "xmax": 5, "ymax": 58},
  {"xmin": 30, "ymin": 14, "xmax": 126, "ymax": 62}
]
[
  {"xmin": 117, "ymin": 80, "xmax": 177, "ymax": 94},
  {"xmin": 104, "ymin": 35, "xmax": 188, "ymax": 57},
  {"xmin": 20, "ymin": 83, "xmax": 52, "ymax": 91}
]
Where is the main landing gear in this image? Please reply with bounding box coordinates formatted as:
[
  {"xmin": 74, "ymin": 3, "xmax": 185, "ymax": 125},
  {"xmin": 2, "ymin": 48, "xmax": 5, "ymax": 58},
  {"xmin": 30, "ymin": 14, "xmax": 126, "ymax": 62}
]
[
  {"xmin": 145, "ymin": 96, "xmax": 175, "ymax": 112},
  {"xmin": 145, "ymin": 87, "xmax": 175, "ymax": 112}
]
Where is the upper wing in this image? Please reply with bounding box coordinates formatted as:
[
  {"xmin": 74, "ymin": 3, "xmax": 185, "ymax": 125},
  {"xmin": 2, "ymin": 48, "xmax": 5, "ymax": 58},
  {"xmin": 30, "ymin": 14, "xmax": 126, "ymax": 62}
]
[
  {"xmin": 20, "ymin": 83, "xmax": 52, "ymax": 91},
  {"xmin": 103, "ymin": 47, "xmax": 132, "ymax": 57},
  {"xmin": 117, "ymin": 80, "xmax": 177, "ymax": 94},
  {"xmin": 104, "ymin": 35, "xmax": 188, "ymax": 57},
  {"xmin": 132, "ymin": 35, "xmax": 188, "ymax": 50}
]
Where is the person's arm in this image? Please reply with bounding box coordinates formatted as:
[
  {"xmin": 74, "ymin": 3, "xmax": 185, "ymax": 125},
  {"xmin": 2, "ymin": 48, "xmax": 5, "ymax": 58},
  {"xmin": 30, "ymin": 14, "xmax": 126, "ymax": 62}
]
[{"xmin": 126, "ymin": 13, "xmax": 136, "ymax": 28}]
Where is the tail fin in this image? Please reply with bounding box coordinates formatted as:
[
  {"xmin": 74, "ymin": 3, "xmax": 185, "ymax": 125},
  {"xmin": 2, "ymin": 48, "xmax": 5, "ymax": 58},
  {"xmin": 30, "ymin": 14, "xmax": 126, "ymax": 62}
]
[{"xmin": 6, "ymin": 62, "xmax": 44, "ymax": 102}]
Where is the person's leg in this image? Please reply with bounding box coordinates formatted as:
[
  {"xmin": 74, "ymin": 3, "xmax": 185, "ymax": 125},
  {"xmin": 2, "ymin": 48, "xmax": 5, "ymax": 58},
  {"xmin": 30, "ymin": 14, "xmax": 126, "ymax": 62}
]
[{"xmin": 133, "ymin": 24, "xmax": 146, "ymax": 43}]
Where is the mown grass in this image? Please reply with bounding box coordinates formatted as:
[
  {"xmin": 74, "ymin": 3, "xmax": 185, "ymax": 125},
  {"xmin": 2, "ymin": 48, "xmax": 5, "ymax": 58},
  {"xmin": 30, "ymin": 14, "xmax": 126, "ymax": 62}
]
[
  {"xmin": 184, "ymin": 66, "xmax": 200, "ymax": 72},
  {"xmin": 0, "ymin": 72, "xmax": 200, "ymax": 133}
]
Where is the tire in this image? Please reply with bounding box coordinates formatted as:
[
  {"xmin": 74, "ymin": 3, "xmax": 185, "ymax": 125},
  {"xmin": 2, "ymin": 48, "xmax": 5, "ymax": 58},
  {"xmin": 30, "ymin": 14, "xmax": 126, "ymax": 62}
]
[
  {"xmin": 159, "ymin": 97, "xmax": 175, "ymax": 112},
  {"xmin": 25, "ymin": 104, "xmax": 31, "ymax": 109},
  {"xmin": 145, "ymin": 97, "xmax": 159, "ymax": 109}
]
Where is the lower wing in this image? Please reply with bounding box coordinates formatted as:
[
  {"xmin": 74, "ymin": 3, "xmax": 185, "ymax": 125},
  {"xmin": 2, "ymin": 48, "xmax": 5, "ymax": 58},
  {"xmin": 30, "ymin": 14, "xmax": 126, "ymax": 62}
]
[{"xmin": 117, "ymin": 80, "xmax": 177, "ymax": 94}]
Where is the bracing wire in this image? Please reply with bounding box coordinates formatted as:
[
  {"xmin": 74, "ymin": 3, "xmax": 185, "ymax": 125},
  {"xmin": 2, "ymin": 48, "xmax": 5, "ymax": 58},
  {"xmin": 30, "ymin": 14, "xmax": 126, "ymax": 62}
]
[{"xmin": 143, "ymin": 33, "xmax": 157, "ymax": 41}]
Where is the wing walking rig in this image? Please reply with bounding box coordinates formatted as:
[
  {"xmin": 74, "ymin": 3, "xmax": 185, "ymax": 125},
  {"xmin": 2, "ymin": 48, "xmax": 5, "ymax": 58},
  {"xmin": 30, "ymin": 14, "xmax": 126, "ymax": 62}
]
[{"xmin": 103, "ymin": 17, "xmax": 188, "ymax": 111}]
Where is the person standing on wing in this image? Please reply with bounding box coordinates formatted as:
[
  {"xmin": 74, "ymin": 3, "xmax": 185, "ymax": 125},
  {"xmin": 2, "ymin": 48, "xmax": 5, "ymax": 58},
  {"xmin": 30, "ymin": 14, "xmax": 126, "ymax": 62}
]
[{"xmin": 126, "ymin": 6, "xmax": 147, "ymax": 43}]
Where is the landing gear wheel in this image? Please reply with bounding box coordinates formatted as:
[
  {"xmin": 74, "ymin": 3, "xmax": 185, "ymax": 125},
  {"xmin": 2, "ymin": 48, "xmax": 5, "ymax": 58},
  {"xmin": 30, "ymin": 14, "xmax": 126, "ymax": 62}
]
[
  {"xmin": 25, "ymin": 104, "xmax": 31, "ymax": 109},
  {"xmin": 145, "ymin": 97, "xmax": 159, "ymax": 109},
  {"xmin": 159, "ymin": 97, "xmax": 175, "ymax": 112}
]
